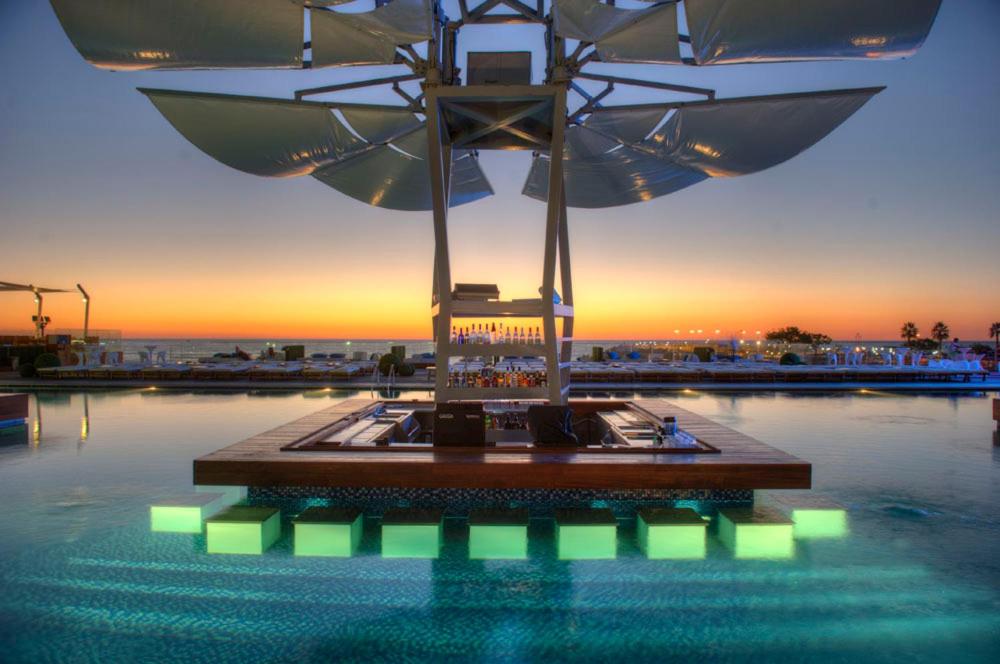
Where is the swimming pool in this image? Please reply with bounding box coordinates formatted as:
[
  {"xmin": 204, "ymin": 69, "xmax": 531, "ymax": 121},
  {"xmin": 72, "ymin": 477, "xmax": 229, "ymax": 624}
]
[{"xmin": 0, "ymin": 389, "xmax": 997, "ymax": 662}]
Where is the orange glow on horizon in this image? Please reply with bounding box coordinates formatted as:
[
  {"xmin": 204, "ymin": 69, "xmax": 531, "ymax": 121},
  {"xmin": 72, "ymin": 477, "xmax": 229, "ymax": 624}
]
[{"xmin": 1, "ymin": 270, "xmax": 994, "ymax": 341}]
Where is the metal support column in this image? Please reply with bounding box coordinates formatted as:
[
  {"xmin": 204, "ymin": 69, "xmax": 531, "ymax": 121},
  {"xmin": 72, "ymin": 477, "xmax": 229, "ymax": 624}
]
[
  {"xmin": 426, "ymin": 88, "xmax": 454, "ymax": 399},
  {"xmin": 541, "ymin": 85, "xmax": 568, "ymax": 403}
]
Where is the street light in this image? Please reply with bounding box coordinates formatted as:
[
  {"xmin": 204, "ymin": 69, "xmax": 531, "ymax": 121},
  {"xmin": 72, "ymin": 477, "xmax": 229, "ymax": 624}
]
[{"xmin": 77, "ymin": 284, "xmax": 90, "ymax": 342}]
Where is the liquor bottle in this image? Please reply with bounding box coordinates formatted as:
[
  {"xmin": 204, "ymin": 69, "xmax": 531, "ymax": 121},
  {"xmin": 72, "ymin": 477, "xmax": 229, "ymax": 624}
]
[
  {"xmin": 450, "ymin": 326, "xmax": 457, "ymax": 344},
  {"xmin": 504, "ymin": 326, "xmax": 512, "ymax": 344},
  {"xmin": 535, "ymin": 326, "xmax": 542, "ymax": 344},
  {"xmin": 457, "ymin": 327, "xmax": 464, "ymax": 345},
  {"xmin": 480, "ymin": 323, "xmax": 486, "ymax": 345},
  {"xmin": 490, "ymin": 322, "xmax": 497, "ymax": 344},
  {"xmin": 519, "ymin": 327, "xmax": 526, "ymax": 343}
]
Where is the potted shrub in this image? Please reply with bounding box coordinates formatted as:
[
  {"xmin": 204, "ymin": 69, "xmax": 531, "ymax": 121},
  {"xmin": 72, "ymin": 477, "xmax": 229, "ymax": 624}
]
[{"xmin": 779, "ymin": 352, "xmax": 803, "ymax": 366}]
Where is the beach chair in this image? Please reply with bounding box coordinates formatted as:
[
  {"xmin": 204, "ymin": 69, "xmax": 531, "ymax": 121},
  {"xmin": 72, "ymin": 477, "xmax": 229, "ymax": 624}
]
[
  {"xmin": 301, "ymin": 363, "xmax": 334, "ymax": 381},
  {"xmin": 331, "ymin": 363, "xmax": 362, "ymax": 380},
  {"xmin": 211, "ymin": 362, "xmax": 253, "ymax": 380}
]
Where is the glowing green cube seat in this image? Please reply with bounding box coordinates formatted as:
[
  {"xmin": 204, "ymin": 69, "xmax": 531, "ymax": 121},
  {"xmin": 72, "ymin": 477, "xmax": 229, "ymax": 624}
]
[
  {"xmin": 150, "ymin": 492, "xmax": 228, "ymax": 533},
  {"xmin": 637, "ymin": 507, "xmax": 708, "ymax": 559},
  {"xmin": 772, "ymin": 493, "xmax": 848, "ymax": 539},
  {"xmin": 206, "ymin": 506, "xmax": 281, "ymax": 555},
  {"xmin": 718, "ymin": 506, "xmax": 794, "ymax": 559},
  {"xmin": 293, "ymin": 506, "xmax": 363, "ymax": 557},
  {"xmin": 381, "ymin": 508, "xmax": 443, "ymax": 558},
  {"xmin": 555, "ymin": 508, "xmax": 617, "ymax": 560},
  {"xmin": 468, "ymin": 508, "xmax": 529, "ymax": 560}
]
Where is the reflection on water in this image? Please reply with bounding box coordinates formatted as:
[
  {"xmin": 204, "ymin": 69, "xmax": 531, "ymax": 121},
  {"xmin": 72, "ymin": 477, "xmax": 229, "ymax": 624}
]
[{"xmin": 0, "ymin": 389, "xmax": 997, "ymax": 662}]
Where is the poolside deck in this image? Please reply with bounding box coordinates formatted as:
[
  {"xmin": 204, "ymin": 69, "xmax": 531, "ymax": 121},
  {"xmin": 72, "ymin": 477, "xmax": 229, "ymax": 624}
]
[{"xmin": 193, "ymin": 399, "xmax": 810, "ymax": 491}]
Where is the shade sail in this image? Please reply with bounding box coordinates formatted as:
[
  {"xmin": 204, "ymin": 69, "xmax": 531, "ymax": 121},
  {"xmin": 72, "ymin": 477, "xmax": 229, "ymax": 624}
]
[
  {"xmin": 50, "ymin": 0, "xmax": 305, "ymax": 70},
  {"xmin": 523, "ymin": 137, "xmax": 707, "ymax": 208},
  {"xmin": 552, "ymin": 0, "xmax": 680, "ymax": 64},
  {"xmin": 686, "ymin": 0, "xmax": 942, "ymax": 65},
  {"xmin": 142, "ymin": 89, "xmax": 492, "ymax": 210},
  {"xmin": 312, "ymin": 127, "xmax": 494, "ymax": 211},
  {"xmin": 525, "ymin": 88, "xmax": 879, "ymax": 207},
  {"xmin": 310, "ymin": 0, "xmax": 434, "ymax": 67},
  {"xmin": 577, "ymin": 107, "xmax": 666, "ymax": 145},
  {"xmin": 340, "ymin": 107, "xmax": 423, "ymax": 144},
  {"xmin": 143, "ymin": 90, "xmax": 364, "ymax": 177},
  {"xmin": 645, "ymin": 89, "xmax": 880, "ymax": 177}
]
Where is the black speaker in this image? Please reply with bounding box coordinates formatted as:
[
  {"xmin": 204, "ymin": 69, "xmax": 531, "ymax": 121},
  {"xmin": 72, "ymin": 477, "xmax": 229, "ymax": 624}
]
[
  {"xmin": 433, "ymin": 403, "xmax": 486, "ymax": 447},
  {"xmin": 526, "ymin": 405, "xmax": 579, "ymax": 447}
]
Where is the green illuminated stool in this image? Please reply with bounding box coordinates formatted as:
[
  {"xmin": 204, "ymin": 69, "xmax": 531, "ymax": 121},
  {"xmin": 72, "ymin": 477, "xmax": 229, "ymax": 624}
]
[
  {"xmin": 293, "ymin": 507, "xmax": 363, "ymax": 557},
  {"xmin": 772, "ymin": 494, "xmax": 848, "ymax": 539},
  {"xmin": 381, "ymin": 508, "xmax": 443, "ymax": 558},
  {"xmin": 555, "ymin": 508, "xmax": 617, "ymax": 560},
  {"xmin": 468, "ymin": 508, "xmax": 529, "ymax": 560},
  {"xmin": 717, "ymin": 506, "xmax": 794, "ymax": 559},
  {"xmin": 206, "ymin": 506, "xmax": 281, "ymax": 555},
  {"xmin": 150, "ymin": 492, "xmax": 228, "ymax": 533},
  {"xmin": 637, "ymin": 507, "xmax": 708, "ymax": 559}
]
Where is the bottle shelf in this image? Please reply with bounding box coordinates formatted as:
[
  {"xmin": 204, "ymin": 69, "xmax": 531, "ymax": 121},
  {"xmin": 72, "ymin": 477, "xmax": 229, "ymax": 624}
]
[
  {"xmin": 432, "ymin": 299, "xmax": 573, "ymax": 319},
  {"xmin": 447, "ymin": 342, "xmax": 549, "ymax": 357}
]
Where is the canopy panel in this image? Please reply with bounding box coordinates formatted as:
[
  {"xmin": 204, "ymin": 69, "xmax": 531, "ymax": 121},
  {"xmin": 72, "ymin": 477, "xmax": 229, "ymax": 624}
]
[
  {"xmin": 524, "ymin": 146, "xmax": 706, "ymax": 209},
  {"xmin": 552, "ymin": 0, "xmax": 680, "ymax": 64},
  {"xmin": 142, "ymin": 90, "xmax": 363, "ymax": 177},
  {"xmin": 578, "ymin": 107, "xmax": 667, "ymax": 145},
  {"xmin": 143, "ymin": 89, "xmax": 491, "ymax": 210},
  {"xmin": 312, "ymin": 127, "xmax": 493, "ymax": 211},
  {"xmin": 686, "ymin": 0, "xmax": 942, "ymax": 65},
  {"xmin": 310, "ymin": 0, "xmax": 434, "ymax": 67},
  {"xmin": 50, "ymin": 0, "xmax": 305, "ymax": 70},
  {"xmin": 646, "ymin": 89, "xmax": 880, "ymax": 177},
  {"xmin": 340, "ymin": 107, "xmax": 424, "ymax": 144},
  {"xmin": 525, "ymin": 88, "xmax": 879, "ymax": 207},
  {"xmin": 523, "ymin": 126, "xmax": 706, "ymax": 208}
]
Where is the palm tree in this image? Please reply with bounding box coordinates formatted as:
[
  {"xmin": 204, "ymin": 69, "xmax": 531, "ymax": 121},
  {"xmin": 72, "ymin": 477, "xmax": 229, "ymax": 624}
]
[
  {"xmin": 931, "ymin": 321, "xmax": 950, "ymax": 350},
  {"xmin": 900, "ymin": 321, "xmax": 919, "ymax": 347},
  {"xmin": 990, "ymin": 322, "xmax": 1000, "ymax": 367}
]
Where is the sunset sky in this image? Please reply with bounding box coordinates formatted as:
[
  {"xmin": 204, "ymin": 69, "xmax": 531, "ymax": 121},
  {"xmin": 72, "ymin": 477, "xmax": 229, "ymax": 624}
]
[{"xmin": 1, "ymin": 1, "xmax": 998, "ymax": 341}]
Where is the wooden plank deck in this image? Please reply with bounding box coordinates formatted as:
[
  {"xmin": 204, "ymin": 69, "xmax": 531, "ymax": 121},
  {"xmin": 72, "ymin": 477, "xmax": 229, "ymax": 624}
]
[{"xmin": 193, "ymin": 399, "xmax": 811, "ymax": 490}]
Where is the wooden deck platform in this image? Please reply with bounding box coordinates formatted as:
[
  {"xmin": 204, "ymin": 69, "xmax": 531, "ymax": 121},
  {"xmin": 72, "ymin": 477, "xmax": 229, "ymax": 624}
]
[{"xmin": 194, "ymin": 399, "xmax": 810, "ymax": 491}]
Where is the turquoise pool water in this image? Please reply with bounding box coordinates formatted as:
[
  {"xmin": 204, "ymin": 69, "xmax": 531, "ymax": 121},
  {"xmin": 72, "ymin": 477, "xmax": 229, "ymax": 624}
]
[{"xmin": 0, "ymin": 389, "xmax": 997, "ymax": 662}]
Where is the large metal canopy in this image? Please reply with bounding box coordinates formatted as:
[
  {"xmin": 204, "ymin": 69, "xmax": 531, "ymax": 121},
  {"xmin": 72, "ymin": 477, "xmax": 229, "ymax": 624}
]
[
  {"xmin": 49, "ymin": 0, "xmax": 941, "ymax": 211},
  {"xmin": 50, "ymin": 0, "xmax": 941, "ymax": 403}
]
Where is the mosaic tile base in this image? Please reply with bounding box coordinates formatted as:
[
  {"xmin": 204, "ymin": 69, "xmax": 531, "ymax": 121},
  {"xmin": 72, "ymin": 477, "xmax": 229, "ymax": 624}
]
[{"xmin": 248, "ymin": 486, "xmax": 752, "ymax": 517}]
